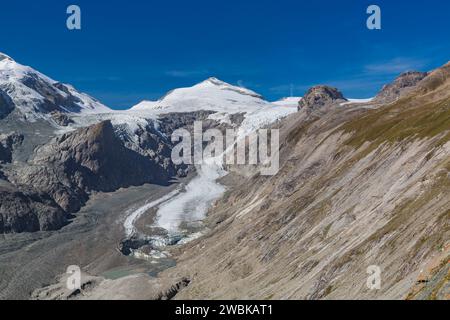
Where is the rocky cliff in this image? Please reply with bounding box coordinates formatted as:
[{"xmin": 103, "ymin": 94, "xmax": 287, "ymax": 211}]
[
  {"xmin": 0, "ymin": 132, "xmax": 24, "ymax": 163},
  {"xmin": 298, "ymin": 85, "xmax": 346, "ymax": 111},
  {"xmin": 0, "ymin": 89, "xmax": 14, "ymax": 120},
  {"xmin": 0, "ymin": 186, "xmax": 67, "ymax": 233},
  {"xmin": 374, "ymin": 71, "xmax": 428, "ymax": 104},
  {"xmin": 11, "ymin": 120, "xmax": 174, "ymax": 213}
]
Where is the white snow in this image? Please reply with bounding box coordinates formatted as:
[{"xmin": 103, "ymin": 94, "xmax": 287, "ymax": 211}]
[
  {"xmin": 1, "ymin": 53, "xmax": 298, "ymax": 244},
  {"xmin": 0, "ymin": 54, "xmax": 56, "ymax": 84},
  {"xmin": 131, "ymin": 100, "xmax": 159, "ymax": 111},
  {"xmin": 237, "ymin": 104, "xmax": 295, "ymax": 137},
  {"xmin": 128, "ymin": 77, "xmax": 297, "ymax": 136},
  {"xmin": 62, "ymin": 83, "xmax": 111, "ymax": 114},
  {"xmin": 0, "ymin": 52, "xmax": 111, "ymax": 121},
  {"xmin": 66, "ymin": 112, "xmax": 162, "ymax": 148},
  {"xmin": 123, "ymin": 187, "xmax": 182, "ymax": 237},
  {"xmin": 155, "ymin": 159, "xmax": 227, "ymax": 234},
  {"xmin": 340, "ymin": 98, "xmax": 374, "ymax": 106},
  {"xmin": 272, "ymin": 97, "xmax": 302, "ymax": 107}
]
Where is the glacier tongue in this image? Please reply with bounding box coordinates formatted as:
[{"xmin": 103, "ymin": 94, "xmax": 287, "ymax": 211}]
[
  {"xmin": 155, "ymin": 159, "xmax": 228, "ymax": 234},
  {"xmin": 123, "ymin": 78, "xmax": 297, "ymax": 244}
]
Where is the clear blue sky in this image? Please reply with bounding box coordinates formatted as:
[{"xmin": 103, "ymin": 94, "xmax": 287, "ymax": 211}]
[{"xmin": 1, "ymin": 0, "xmax": 449, "ymax": 109}]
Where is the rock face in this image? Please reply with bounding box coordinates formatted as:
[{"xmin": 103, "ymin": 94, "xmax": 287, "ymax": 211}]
[
  {"xmin": 0, "ymin": 187, "xmax": 66, "ymax": 233},
  {"xmin": 156, "ymin": 111, "xmax": 217, "ymax": 136},
  {"xmin": 50, "ymin": 111, "xmax": 74, "ymax": 126},
  {"xmin": 298, "ymin": 85, "xmax": 346, "ymax": 111},
  {"xmin": 16, "ymin": 120, "xmax": 173, "ymax": 213},
  {"xmin": 0, "ymin": 132, "xmax": 24, "ymax": 163},
  {"xmin": 374, "ymin": 71, "xmax": 428, "ymax": 103},
  {"xmin": 114, "ymin": 116, "xmax": 190, "ymax": 180},
  {"xmin": 0, "ymin": 89, "xmax": 14, "ymax": 119}
]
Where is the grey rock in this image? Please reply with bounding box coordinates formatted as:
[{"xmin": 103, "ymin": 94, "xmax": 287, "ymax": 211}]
[
  {"xmin": 113, "ymin": 119, "xmax": 186, "ymax": 179},
  {"xmin": 17, "ymin": 120, "xmax": 173, "ymax": 213},
  {"xmin": 16, "ymin": 77, "xmax": 88, "ymax": 114},
  {"xmin": 416, "ymin": 62, "xmax": 450, "ymax": 94},
  {"xmin": 0, "ymin": 132, "xmax": 24, "ymax": 163},
  {"xmin": 0, "ymin": 186, "xmax": 66, "ymax": 233},
  {"xmin": 157, "ymin": 111, "xmax": 217, "ymax": 135},
  {"xmin": 0, "ymin": 89, "xmax": 14, "ymax": 119},
  {"xmin": 50, "ymin": 111, "xmax": 74, "ymax": 126},
  {"xmin": 298, "ymin": 85, "xmax": 346, "ymax": 111},
  {"xmin": 374, "ymin": 71, "xmax": 428, "ymax": 103}
]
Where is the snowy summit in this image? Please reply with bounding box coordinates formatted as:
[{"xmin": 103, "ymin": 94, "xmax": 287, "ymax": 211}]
[
  {"xmin": 130, "ymin": 77, "xmax": 268, "ymax": 114},
  {"xmin": 0, "ymin": 52, "xmax": 111, "ymax": 121}
]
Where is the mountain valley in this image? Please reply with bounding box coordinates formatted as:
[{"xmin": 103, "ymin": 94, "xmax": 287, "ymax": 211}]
[{"xmin": 0, "ymin": 54, "xmax": 448, "ymax": 300}]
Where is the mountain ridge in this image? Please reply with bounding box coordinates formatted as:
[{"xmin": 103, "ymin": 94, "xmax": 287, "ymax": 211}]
[
  {"xmin": 130, "ymin": 76, "xmax": 267, "ymax": 113},
  {"xmin": 0, "ymin": 52, "xmax": 111, "ymax": 121}
]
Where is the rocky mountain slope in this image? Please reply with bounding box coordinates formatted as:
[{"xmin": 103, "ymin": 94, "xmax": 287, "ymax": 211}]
[
  {"xmin": 28, "ymin": 62, "xmax": 449, "ymax": 301},
  {"xmin": 374, "ymin": 71, "xmax": 428, "ymax": 104},
  {"xmin": 0, "ymin": 132, "xmax": 23, "ymax": 163},
  {"xmin": 0, "ymin": 111, "xmax": 191, "ymax": 232},
  {"xmin": 11, "ymin": 121, "xmax": 175, "ymax": 213},
  {"xmin": 298, "ymin": 85, "xmax": 347, "ymax": 111},
  {"xmin": 0, "ymin": 186, "xmax": 66, "ymax": 233},
  {"xmin": 148, "ymin": 62, "xmax": 449, "ymax": 300},
  {"xmin": 0, "ymin": 88, "xmax": 14, "ymax": 119}
]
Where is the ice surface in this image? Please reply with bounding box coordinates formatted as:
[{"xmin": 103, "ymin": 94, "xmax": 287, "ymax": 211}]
[
  {"xmin": 340, "ymin": 98, "xmax": 374, "ymax": 106},
  {"xmin": 155, "ymin": 159, "xmax": 227, "ymax": 234},
  {"xmin": 123, "ymin": 187, "xmax": 182, "ymax": 237},
  {"xmin": 0, "ymin": 53, "xmax": 111, "ymax": 121},
  {"xmin": 272, "ymin": 97, "xmax": 302, "ymax": 107}
]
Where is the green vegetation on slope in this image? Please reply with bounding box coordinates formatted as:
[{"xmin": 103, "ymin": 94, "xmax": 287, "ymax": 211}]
[{"xmin": 342, "ymin": 97, "xmax": 450, "ymax": 149}]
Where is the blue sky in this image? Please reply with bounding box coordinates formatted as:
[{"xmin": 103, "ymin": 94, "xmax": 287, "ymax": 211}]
[{"xmin": 1, "ymin": 0, "xmax": 449, "ymax": 109}]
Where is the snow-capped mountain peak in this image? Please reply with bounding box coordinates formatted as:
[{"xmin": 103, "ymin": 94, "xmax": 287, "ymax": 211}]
[
  {"xmin": 0, "ymin": 52, "xmax": 56, "ymax": 84},
  {"xmin": 130, "ymin": 77, "xmax": 266, "ymax": 113},
  {"xmin": 0, "ymin": 52, "xmax": 111, "ymax": 121},
  {"xmin": 129, "ymin": 77, "xmax": 297, "ymax": 137},
  {"xmin": 194, "ymin": 77, "xmax": 263, "ymax": 99}
]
